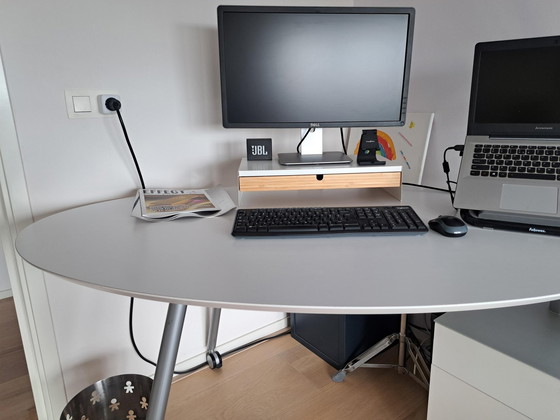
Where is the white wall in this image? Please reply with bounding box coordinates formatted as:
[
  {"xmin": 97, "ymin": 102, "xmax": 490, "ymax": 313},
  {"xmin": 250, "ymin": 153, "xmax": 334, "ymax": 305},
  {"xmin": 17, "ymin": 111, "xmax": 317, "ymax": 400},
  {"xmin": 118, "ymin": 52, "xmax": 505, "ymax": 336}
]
[{"xmin": 0, "ymin": 0, "xmax": 352, "ymax": 412}]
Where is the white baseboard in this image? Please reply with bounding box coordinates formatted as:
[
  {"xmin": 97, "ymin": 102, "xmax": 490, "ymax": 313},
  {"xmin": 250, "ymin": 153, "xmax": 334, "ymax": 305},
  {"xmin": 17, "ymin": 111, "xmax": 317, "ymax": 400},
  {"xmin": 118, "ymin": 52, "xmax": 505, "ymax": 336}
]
[
  {"xmin": 0, "ymin": 289, "xmax": 13, "ymax": 299},
  {"xmin": 171, "ymin": 316, "xmax": 289, "ymax": 377}
]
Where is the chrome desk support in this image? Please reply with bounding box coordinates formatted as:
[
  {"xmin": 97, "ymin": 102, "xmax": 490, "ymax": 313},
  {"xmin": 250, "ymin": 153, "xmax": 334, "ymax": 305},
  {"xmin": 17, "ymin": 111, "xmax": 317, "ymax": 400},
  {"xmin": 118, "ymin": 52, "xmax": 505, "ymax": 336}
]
[
  {"xmin": 146, "ymin": 303, "xmax": 187, "ymax": 420},
  {"xmin": 206, "ymin": 308, "xmax": 223, "ymax": 369},
  {"xmin": 332, "ymin": 314, "xmax": 431, "ymax": 390}
]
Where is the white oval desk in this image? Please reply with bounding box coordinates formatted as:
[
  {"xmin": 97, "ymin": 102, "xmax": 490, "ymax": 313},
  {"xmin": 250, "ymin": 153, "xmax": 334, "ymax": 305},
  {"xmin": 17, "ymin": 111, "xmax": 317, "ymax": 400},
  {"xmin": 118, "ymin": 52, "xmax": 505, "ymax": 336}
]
[{"xmin": 15, "ymin": 187, "xmax": 560, "ymax": 419}]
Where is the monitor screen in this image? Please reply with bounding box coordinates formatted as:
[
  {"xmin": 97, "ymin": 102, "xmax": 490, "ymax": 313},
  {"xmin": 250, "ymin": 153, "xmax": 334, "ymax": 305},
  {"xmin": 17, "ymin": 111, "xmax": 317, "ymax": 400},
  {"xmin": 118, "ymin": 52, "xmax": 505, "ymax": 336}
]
[
  {"xmin": 217, "ymin": 6, "xmax": 415, "ymax": 129},
  {"xmin": 468, "ymin": 35, "xmax": 560, "ymax": 137}
]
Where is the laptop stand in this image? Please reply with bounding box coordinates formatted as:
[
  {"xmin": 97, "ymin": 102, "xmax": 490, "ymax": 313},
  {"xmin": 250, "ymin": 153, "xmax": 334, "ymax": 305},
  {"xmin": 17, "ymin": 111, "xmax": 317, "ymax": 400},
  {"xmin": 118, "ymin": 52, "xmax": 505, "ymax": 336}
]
[{"xmin": 461, "ymin": 209, "xmax": 560, "ymax": 236}]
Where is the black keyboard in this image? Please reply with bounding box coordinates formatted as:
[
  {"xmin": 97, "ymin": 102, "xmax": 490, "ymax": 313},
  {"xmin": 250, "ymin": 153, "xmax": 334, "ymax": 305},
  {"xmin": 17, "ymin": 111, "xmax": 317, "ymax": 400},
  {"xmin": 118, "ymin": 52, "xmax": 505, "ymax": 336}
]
[
  {"xmin": 470, "ymin": 143, "xmax": 560, "ymax": 181},
  {"xmin": 232, "ymin": 206, "xmax": 428, "ymax": 237}
]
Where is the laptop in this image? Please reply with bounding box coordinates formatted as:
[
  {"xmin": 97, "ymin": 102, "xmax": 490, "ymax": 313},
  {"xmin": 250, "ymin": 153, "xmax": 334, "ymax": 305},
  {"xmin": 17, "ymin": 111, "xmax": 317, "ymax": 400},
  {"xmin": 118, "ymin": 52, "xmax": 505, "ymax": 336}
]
[{"xmin": 454, "ymin": 35, "xmax": 560, "ymax": 233}]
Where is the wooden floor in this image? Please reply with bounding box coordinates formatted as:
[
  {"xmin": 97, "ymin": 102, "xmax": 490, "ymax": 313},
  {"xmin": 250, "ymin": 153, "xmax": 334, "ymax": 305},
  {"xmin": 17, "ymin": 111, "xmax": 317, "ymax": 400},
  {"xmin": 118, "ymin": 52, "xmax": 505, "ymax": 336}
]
[
  {"xmin": 0, "ymin": 298, "xmax": 37, "ymax": 420},
  {"xmin": 1, "ymin": 298, "xmax": 427, "ymax": 419},
  {"xmin": 167, "ymin": 334, "xmax": 428, "ymax": 420}
]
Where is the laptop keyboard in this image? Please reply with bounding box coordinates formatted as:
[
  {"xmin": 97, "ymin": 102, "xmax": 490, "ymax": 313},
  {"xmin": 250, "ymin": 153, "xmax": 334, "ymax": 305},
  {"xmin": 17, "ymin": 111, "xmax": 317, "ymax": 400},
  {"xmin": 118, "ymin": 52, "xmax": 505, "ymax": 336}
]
[{"xmin": 470, "ymin": 143, "xmax": 560, "ymax": 181}]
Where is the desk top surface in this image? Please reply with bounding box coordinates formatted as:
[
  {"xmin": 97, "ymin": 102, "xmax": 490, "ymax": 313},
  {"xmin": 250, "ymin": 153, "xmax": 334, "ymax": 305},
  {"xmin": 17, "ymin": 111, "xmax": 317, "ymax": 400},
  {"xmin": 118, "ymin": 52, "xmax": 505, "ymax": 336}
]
[{"xmin": 15, "ymin": 187, "xmax": 560, "ymax": 314}]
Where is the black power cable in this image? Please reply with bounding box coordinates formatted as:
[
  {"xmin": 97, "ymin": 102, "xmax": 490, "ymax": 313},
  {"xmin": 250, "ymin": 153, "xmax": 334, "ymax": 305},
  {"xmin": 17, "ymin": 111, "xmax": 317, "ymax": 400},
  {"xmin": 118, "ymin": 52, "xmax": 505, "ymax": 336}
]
[
  {"xmin": 442, "ymin": 145, "xmax": 464, "ymax": 205},
  {"xmin": 339, "ymin": 127, "xmax": 348, "ymax": 155},
  {"xmin": 402, "ymin": 182, "xmax": 449, "ymax": 193},
  {"xmin": 295, "ymin": 127, "xmax": 348, "ymax": 155},
  {"xmin": 105, "ymin": 98, "xmax": 145, "ymax": 189},
  {"xmin": 105, "ymin": 97, "xmax": 156, "ymax": 368},
  {"xmin": 107, "ymin": 97, "xmax": 290, "ymax": 374},
  {"xmin": 402, "ymin": 146, "xmax": 465, "ymax": 204},
  {"xmin": 129, "ymin": 297, "xmax": 290, "ymax": 375},
  {"xmin": 296, "ymin": 128, "xmax": 312, "ymax": 154},
  {"xmin": 401, "ymin": 143, "xmax": 464, "ymax": 207}
]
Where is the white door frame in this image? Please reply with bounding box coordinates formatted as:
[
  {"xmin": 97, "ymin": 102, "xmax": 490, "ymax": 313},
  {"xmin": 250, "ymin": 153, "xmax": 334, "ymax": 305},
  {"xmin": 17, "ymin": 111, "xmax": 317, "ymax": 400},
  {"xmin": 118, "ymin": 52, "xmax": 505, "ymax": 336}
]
[{"xmin": 0, "ymin": 52, "xmax": 66, "ymax": 419}]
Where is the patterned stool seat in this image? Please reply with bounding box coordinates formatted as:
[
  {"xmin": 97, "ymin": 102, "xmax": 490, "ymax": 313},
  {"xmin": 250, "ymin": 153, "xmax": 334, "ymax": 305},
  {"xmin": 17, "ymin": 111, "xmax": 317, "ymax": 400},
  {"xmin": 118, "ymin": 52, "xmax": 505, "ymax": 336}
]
[{"xmin": 60, "ymin": 374, "xmax": 153, "ymax": 420}]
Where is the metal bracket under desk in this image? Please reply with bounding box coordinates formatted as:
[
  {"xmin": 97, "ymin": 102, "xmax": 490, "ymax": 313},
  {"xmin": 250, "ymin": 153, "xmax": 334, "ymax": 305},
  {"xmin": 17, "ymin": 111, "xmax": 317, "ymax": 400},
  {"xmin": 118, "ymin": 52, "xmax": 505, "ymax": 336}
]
[{"xmin": 332, "ymin": 314, "xmax": 431, "ymax": 390}]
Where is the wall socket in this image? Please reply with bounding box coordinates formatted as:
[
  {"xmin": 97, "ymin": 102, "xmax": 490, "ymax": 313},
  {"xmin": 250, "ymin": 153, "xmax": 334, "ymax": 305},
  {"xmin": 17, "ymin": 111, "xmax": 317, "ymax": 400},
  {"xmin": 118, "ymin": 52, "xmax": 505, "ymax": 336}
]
[
  {"xmin": 98, "ymin": 94, "xmax": 121, "ymax": 114},
  {"xmin": 64, "ymin": 89, "xmax": 119, "ymax": 118}
]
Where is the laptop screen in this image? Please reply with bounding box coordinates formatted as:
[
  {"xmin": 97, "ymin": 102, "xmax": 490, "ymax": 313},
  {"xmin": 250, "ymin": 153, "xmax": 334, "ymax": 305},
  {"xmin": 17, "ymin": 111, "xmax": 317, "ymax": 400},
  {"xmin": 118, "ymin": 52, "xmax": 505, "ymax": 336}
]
[{"xmin": 468, "ymin": 35, "xmax": 560, "ymax": 138}]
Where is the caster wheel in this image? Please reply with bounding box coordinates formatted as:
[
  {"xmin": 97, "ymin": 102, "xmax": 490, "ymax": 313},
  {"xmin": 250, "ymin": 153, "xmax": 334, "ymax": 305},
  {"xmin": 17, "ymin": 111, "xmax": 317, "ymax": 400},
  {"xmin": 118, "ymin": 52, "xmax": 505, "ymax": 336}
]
[
  {"xmin": 332, "ymin": 371, "xmax": 346, "ymax": 383},
  {"xmin": 206, "ymin": 351, "xmax": 223, "ymax": 369}
]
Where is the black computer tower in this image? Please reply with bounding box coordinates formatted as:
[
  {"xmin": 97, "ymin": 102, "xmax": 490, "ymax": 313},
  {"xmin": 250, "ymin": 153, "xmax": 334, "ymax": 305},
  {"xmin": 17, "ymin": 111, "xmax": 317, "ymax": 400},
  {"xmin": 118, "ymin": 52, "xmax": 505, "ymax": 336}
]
[{"xmin": 291, "ymin": 313, "xmax": 400, "ymax": 369}]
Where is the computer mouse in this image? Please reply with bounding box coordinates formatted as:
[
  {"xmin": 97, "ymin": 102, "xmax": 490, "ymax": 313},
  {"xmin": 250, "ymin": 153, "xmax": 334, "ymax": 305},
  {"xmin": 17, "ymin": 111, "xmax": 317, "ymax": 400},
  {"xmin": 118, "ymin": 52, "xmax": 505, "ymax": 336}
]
[{"xmin": 429, "ymin": 215, "xmax": 468, "ymax": 237}]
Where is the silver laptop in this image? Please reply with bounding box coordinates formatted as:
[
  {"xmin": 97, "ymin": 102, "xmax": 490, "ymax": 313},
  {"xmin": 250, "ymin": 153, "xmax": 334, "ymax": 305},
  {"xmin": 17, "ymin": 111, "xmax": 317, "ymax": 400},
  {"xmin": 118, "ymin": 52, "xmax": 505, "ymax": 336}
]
[{"xmin": 454, "ymin": 35, "xmax": 560, "ymax": 228}]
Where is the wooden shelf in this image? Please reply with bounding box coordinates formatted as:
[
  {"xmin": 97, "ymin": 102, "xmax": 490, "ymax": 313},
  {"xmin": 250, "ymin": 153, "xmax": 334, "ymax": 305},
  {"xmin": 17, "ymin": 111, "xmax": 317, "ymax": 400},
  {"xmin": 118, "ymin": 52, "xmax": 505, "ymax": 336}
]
[
  {"xmin": 239, "ymin": 172, "xmax": 401, "ymax": 191},
  {"xmin": 238, "ymin": 158, "xmax": 402, "ymax": 198}
]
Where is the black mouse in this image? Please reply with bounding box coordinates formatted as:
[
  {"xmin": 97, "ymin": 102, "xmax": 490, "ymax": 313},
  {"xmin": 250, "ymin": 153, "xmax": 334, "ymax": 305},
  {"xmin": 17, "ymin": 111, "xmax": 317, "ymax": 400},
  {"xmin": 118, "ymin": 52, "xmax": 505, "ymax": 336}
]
[{"xmin": 429, "ymin": 215, "xmax": 468, "ymax": 237}]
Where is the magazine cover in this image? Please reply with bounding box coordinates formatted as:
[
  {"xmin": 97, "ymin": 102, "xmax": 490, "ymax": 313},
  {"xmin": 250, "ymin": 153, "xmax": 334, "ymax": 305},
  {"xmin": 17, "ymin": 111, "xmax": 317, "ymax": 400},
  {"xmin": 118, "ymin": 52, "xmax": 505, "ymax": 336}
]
[
  {"xmin": 141, "ymin": 189, "xmax": 218, "ymax": 217},
  {"xmin": 131, "ymin": 187, "xmax": 236, "ymax": 221}
]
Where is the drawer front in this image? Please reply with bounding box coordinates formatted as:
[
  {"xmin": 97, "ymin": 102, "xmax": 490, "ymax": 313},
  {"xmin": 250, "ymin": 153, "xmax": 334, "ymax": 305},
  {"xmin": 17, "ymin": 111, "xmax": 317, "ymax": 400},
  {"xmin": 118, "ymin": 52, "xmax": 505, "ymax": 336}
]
[
  {"xmin": 428, "ymin": 366, "xmax": 529, "ymax": 420},
  {"xmin": 432, "ymin": 324, "xmax": 560, "ymax": 419},
  {"xmin": 239, "ymin": 172, "xmax": 401, "ymax": 192}
]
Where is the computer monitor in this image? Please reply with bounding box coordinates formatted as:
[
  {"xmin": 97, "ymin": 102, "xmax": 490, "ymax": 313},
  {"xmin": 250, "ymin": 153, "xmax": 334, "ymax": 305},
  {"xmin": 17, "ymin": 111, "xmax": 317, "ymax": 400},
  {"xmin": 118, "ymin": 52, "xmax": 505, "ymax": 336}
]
[{"xmin": 217, "ymin": 6, "xmax": 415, "ymax": 165}]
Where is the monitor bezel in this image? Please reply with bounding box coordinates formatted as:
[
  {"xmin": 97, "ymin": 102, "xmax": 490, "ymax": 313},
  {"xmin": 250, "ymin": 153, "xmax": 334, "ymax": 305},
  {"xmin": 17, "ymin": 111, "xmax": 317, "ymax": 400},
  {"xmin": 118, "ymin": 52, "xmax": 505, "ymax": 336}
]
[
  {"xmin": 217, "ymin": 5, "xmax": 415, "ymax": 129},
  {"xmin": 467, "ymin": 35, "xmax": 560, "ymax": 138}
]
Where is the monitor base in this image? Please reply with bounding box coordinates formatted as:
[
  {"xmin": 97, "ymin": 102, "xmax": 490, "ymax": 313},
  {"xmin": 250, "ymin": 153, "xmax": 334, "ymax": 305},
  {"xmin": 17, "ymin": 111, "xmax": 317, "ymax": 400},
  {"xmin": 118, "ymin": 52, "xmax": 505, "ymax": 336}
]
[{"xmin": 278, "ymin": 151, "xmax": 352, "ymax": 166}]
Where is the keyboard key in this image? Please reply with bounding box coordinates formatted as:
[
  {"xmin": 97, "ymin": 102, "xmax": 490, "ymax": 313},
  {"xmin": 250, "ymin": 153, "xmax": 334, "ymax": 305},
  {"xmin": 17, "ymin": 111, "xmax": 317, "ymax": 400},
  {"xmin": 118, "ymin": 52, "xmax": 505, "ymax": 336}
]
[
  {"xmin": 507, "ymin": 173, "xmax": 556, "ymax": 181},
  {"xmin": 268, "ymin": 225, "xmax": 319, "ymax": 233},
  {"xmin": 471, "ymin": 164, "xmax": 490, "ymax": 170}
]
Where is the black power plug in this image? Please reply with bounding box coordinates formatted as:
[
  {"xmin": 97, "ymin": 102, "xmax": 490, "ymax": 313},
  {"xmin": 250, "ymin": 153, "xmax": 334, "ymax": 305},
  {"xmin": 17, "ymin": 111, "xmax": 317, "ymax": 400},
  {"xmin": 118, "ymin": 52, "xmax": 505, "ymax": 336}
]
[{"xmin": 105, "ymin": 97, "xmax": 122, "ymax": 112}]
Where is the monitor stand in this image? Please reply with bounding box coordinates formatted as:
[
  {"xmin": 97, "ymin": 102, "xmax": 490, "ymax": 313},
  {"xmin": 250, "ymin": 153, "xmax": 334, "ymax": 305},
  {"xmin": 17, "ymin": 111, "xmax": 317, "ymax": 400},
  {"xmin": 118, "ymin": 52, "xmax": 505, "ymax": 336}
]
[
  {"xmin": 277, "ymin": 151, "xmax": 352, "ymax": 166},
  {"xmin": 277, "ymin": 128, "xmax": 353, "ymax": 166}
]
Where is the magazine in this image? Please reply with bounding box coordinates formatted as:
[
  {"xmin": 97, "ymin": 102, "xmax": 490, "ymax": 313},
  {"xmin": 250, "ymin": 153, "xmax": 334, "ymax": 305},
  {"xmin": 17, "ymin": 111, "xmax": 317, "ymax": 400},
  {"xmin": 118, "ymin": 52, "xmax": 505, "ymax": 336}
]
[{"xmin": 131, "ymin": 187, "xmax": 236, "ymax": 221}]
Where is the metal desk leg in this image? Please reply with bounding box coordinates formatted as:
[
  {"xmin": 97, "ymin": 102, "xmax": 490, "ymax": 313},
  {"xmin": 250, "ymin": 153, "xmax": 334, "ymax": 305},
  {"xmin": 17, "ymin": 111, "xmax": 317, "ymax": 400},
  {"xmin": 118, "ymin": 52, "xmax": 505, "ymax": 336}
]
[
  {"xmin": 146, "ymin": 303, "xmax": 187, "ymax": 420},
  {"xmin": 206, "ymin": 307, "xmax": 223, "ymax": 369},
  {"xmin": 397, "ymin": 314, "xmax": 408, "ymax": 374}
]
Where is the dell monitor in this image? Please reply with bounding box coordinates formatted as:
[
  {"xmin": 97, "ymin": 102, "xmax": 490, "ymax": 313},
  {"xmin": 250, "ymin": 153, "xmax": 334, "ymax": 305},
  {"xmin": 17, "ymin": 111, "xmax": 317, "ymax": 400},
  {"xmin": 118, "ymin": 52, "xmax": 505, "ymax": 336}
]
[{"xmin": 217, "ymin": 6, "xmax": 415, "ymax": 165}]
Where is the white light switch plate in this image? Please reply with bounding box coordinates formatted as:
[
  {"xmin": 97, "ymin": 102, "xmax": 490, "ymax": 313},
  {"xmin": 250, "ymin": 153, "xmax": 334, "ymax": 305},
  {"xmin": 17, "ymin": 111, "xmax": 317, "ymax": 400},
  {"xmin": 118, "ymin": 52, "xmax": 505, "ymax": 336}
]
[{"xmin": 64, "ymin": 89, "xmax": 119, "ymax": 118}]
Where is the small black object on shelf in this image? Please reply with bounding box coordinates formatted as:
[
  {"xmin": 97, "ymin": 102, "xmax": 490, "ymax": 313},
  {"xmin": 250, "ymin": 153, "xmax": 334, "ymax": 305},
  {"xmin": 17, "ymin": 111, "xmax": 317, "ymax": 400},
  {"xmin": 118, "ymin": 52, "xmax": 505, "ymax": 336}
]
[
  {"xmin": 247, "ymin": 138, "xmax": 272, "ymax": 161},
  {"xmin": 357, "ymin": 129, "xmax": 386, "ymax": 166}
]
